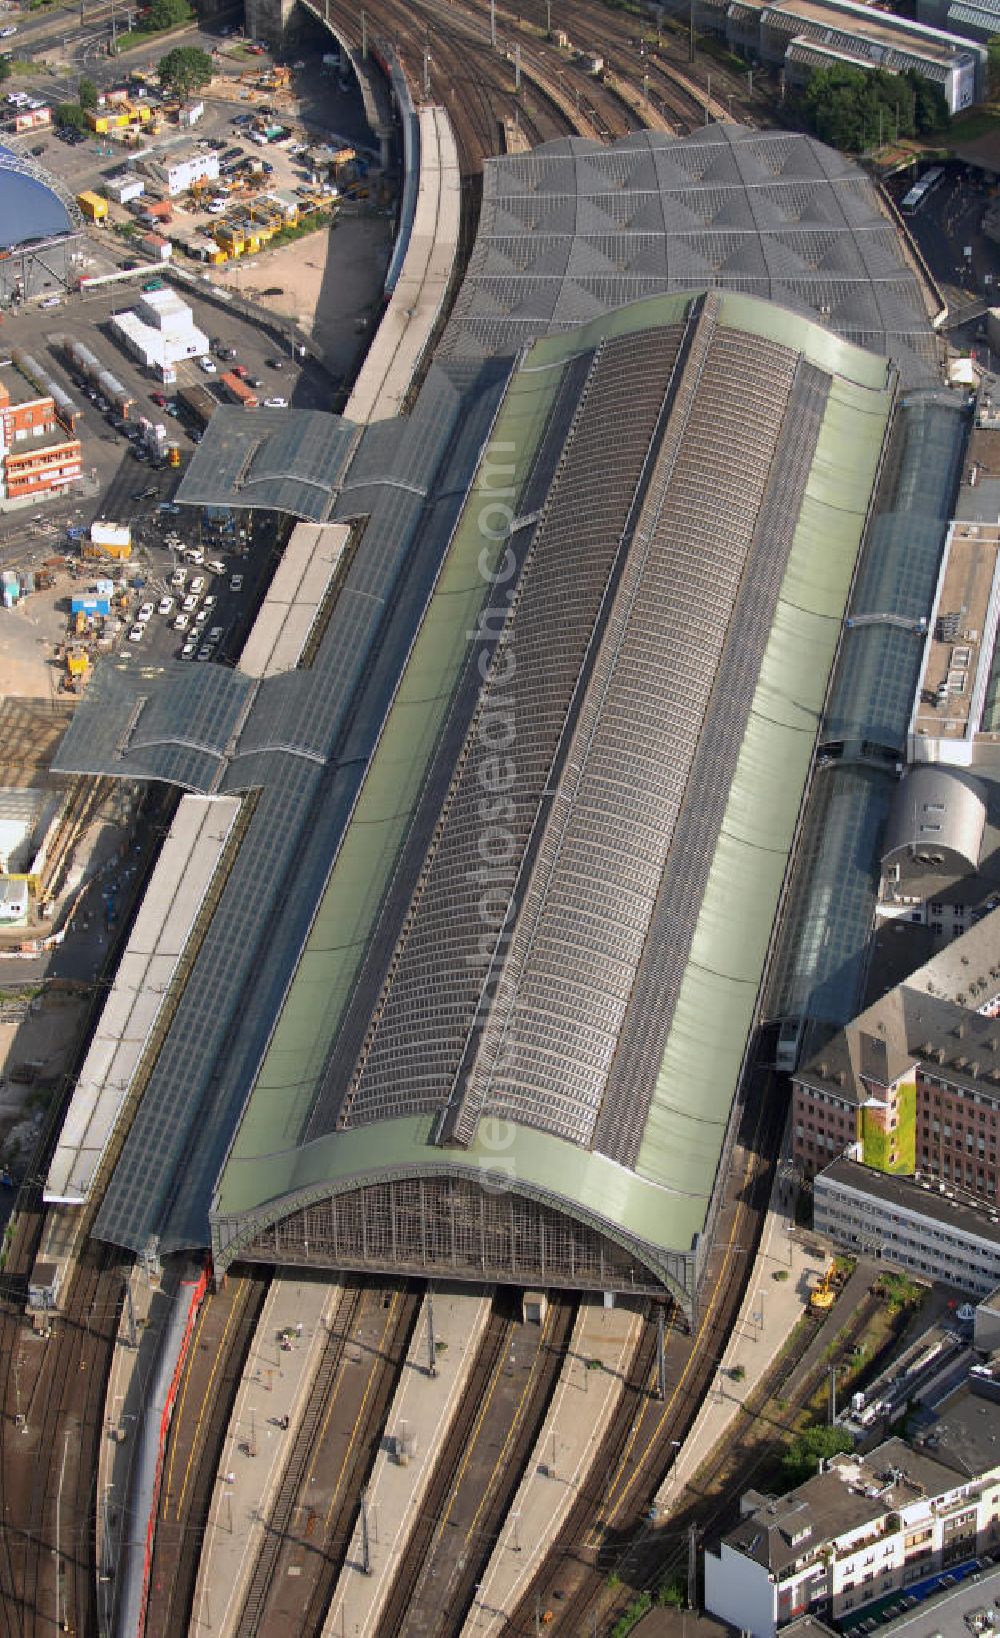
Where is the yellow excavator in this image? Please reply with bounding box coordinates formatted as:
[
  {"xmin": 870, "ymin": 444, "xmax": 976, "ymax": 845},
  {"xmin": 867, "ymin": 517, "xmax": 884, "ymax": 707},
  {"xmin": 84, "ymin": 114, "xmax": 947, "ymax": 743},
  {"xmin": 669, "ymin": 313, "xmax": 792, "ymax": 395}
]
[{"xmin": 810, "ymin": 1262, "xmax": 838, "ymax": 1313}]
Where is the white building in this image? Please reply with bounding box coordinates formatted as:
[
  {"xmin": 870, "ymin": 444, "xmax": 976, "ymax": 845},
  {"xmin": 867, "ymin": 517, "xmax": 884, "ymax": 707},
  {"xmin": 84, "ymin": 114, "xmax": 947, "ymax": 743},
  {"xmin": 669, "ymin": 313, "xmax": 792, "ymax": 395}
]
[
  {"xmin": 814, "ymin": 1160, "xmax": 1000, "ymax": 1297},
  {"xmin": 144, "ymin": 145, "xmax": 218, "ymax": 198},
  {"xmin": 705, "ymin": 1394, "xmax": 1000, "ymax": 1638},
  {"xmin": 103, "ymin": 171, "xmax": 144, "ymax": 206},
  {"xmin": 110, "ymin": 287, "xmax": 208, "ymax": 382}
]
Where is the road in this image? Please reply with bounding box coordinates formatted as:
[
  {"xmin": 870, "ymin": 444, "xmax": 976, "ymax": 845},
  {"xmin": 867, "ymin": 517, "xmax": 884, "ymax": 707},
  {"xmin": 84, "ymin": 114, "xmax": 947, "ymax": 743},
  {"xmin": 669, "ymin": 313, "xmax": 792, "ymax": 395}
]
[{"xmin": 889, "ymin": 162, "xmax": 1000, "ymax": 324}]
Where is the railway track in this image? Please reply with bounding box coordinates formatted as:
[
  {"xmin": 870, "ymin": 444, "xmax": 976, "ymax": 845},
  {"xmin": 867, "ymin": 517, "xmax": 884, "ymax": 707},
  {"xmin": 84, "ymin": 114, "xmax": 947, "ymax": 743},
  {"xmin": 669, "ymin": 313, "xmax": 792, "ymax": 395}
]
[
  {"xmin": 232, "ymin": 1277, "xmax": 367, "ymax": 1637},
  {"xmin": 376, "ymin": 1299, "xmax": 514, "ymax": 1635},
  {"xmin": 388, "ymin": 1292, "xmax": 577, "ymax": 1638},
  {"xmin": 0, "ymin": 1239, "xmax": 123, "ymax": 1638},
  {"xmin": 234, "ymin": 1278, "xmax": 420, "ymax": 1638},
  {"xmin": 501, "ymin": 1069, "xmax": 787, "ymax": 1633},
  {"xmin": 144, "ymin": 1271, "xmax": 269, "ymax": 1638}
]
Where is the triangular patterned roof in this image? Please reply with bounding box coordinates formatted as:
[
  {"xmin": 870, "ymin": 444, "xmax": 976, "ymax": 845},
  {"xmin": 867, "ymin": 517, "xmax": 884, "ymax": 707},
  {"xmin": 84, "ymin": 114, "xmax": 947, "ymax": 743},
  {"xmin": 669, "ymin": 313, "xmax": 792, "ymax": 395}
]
[{"xmin": 441, "ymin": 124, "xmax": 939, "ymax": 384}]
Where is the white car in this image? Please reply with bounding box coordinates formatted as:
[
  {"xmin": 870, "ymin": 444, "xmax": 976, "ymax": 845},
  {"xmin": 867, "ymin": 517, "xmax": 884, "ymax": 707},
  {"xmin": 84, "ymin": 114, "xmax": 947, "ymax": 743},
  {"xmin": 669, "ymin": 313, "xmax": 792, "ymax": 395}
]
[
  {"xmin": 173, "ymin": 612, "xmax": 190, "ymax": 631},
  {"xmin": 207, "ymin": 202, "xmax": 226, "ymax": 216},
  {"xmin": 157, "ymin": 595, "xmax": 174, "ymax": 616},
  {"xmin": 0, "ymin": 26, "xmax": 18, "ymax": 38},
  {"xmin": 181, "ymin": 638, "xmax": 197, "ymax": 657},
  {"xmin": 127, "ymin": 624, "xmax": 144, "ymax": 642},
  {"xmin": 185, "ymin": 546, "xmax": 205, "ymax": 565},
  {"xmin": 229, "ymin": 573, "xmax": 243, "ymax": 592},
  {"xmin": 198, "ymin": 357, "xmax": 217, "ymax": 374},
  {"xmin": 137, "ymin": 602, "xmax": 154, "ymax": 623},
  {"xmin": 208, "ymin": 625, "xmax": 224, "ymax": 644},
  {"xmin": 263, "ymin": 396, "xmax": 287, "ymax": 409},
  {"xmin": 189, "ymin": 575, "xmax": 205, "ymax": 594},
  {"xmin": 206, "ymin": 558, "xmax": 226, "ymax": 575},
  {"xmin": 170, "ymin": 567, "xmax": 187, "ymax": 589},
  {"xmin": 202, "ymin": 594, "xmax": 217, "ymax": 610},
  {"xmin": 194, "ymin": 606, "xmax": 209, "ymax": 626},
  {"xmin": 181, "ymin": 593, "xmax": 198, "ymax": 613}
]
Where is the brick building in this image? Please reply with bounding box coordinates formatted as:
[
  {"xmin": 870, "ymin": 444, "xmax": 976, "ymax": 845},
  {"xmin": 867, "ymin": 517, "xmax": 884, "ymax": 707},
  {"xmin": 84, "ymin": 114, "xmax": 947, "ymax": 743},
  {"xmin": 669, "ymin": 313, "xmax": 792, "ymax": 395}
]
[
  {"xmin": 792, "ymin": 905, "xmax": 1000, "ymax": 1199},
  {"xmin": 0, "ymin": 370, "xmax": 82, "ymax": 505}
]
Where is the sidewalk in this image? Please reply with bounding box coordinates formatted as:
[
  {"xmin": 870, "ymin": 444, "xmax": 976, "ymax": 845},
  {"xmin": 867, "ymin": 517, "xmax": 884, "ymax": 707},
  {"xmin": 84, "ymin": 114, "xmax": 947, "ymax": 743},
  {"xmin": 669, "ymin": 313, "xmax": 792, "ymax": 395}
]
[
  {"xmin": 191, "ymin": 1274, "xmax": 342, "ymax": 1636},
  {"xmin": 323, "ymin": 1285, "xmax": 493, "ymax": 1638},
  {"xmin": 655, "ymin": 1163, "xmax": 829, "ymax": 1512},
  {"xmin": 466, "ymin": 1296, "xmax": 642, "ymax": 1636}
]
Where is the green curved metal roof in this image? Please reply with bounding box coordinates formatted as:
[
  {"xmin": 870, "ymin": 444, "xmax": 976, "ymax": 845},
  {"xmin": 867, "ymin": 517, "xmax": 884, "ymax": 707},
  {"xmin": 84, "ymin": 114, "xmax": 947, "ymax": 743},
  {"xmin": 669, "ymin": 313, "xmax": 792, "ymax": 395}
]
[{"xmin": 212, "ymin": 289, "xmax": 894, "ymax": 1280}]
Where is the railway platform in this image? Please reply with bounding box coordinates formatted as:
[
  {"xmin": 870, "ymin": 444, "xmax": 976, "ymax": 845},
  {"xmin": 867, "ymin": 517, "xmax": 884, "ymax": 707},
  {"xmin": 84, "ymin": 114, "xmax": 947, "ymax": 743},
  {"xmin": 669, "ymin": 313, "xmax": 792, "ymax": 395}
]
[
  {"xmin": 468, "ymin": 1296, "xmax": 644, "ymax": 1635},
  {"xmin": 190, "ymin": 1272, "xmax": 341, "ymax": 1636},
  {"xmin": 653, "ymin": 1152, "xmax": 829, "ymax": 1515},
  {"xmin": 323, "ymin": 1284, "xmax": 492, "ymax": 1638}
]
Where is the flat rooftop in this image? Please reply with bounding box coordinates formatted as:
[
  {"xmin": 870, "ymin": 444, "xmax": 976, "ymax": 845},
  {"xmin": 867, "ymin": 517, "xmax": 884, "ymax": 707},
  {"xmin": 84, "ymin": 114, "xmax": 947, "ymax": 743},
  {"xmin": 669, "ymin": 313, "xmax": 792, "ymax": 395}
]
[
  {"xmin": 766, "ymin": 0, "xmax": 974, "ymax": 63},
  {"xmin": 818, "ymin": 1158, "xmax": 1000, "ymax": 1246},
  {"xmin": 912, "ymin": 521, "xmax": 1000, "ymax": 744}
]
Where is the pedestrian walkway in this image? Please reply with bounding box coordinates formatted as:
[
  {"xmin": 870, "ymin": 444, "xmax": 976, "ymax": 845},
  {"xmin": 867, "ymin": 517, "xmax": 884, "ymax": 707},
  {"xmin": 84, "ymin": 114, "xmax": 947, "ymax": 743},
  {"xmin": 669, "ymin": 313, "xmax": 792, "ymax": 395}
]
[
  {"xmin": 466, "ymin": 1297, "xmax": 643, "ymax": 1636},
  {"xmin": 191, "ymin": 1274, "xmax": 342, "ymax": 1636},
  {"xmin": 323, "ymin": 1285, "xmax": 493, "ymax": 1638},
  {"xmin": 654, "ymin": 1152, "xmax": 829, "ymax": 1513}
]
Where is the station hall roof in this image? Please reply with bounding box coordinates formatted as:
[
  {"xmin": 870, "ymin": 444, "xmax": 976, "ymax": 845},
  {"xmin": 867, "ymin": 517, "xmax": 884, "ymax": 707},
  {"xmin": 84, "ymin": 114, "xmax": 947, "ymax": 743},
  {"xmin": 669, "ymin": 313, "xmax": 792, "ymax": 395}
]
[
  {"xmin": 0, "ymin": 146, "xmax": 75, "ymax": 250},
  {"xmin": 439, "ymin": 125, "xmax": 939, "ymax": 385},
  {"xmin": 209, "ymin": 288, "xmax": 897, "ymax": 1311}
]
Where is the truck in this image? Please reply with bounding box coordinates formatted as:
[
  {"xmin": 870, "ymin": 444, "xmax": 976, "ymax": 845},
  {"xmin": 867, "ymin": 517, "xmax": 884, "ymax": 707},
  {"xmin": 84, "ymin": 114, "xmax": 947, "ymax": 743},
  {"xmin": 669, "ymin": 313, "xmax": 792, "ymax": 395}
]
[
  {"xmin": 219, "ymin": 371, "xmax": 258, "ymax": 409},
  {"xmin": 176, "ymin": 382, "xmax": 218, "ymax": 430}
]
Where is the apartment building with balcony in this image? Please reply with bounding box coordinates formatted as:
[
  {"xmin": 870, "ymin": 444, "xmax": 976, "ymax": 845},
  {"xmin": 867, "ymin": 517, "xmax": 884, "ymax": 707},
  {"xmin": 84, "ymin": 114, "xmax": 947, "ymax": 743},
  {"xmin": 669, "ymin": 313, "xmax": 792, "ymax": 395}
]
[{"xmin": 705, "ymin": 1387, "xmax": 1000, "ymax": 1638}]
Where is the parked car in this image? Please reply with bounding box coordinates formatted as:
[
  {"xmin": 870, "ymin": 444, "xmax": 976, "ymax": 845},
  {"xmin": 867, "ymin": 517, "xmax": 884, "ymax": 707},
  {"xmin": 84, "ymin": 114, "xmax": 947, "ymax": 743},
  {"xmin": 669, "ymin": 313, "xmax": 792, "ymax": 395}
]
[
  {"xmin": 199, "ymin": 357, "xmax": 217, "ymax": 374},
  {"xmin": 180, "ymin": 638, "xmax": 197, "ymax": 657},
  {"xmin": 151, "ymin": 391, "xmax": 168, "ymax": 407},
  {"xmin": 189, "ymin": 575, "xmax": 205, "ymax": 594},
  {"xmin": 170, "ymin": 568, "xmax": 187, "ymax": 589},
  {"xmin": 181, "ymin": 593, "xmax": 198, "ymax": 613},
  {"xmin": 173, "ymin": 612, "xmax": 190, "ymax": 631},
  {"xmin": 137, "ymin": 602, "xmax": 154, "ymax": 623},
  {"xmin": 157, "ymin": 595, "xmax": 174, "ymax": 616},
  {"xmin": 263, "ymin": 396, "xmax": 288, "ymax": 408},
  {"xmin": 186, "ymin": 546, "xmax": 205, "ymax": 564},
  {"xmin": 127, "ymin": 624, "xmax": 144, "ymax": 642}
]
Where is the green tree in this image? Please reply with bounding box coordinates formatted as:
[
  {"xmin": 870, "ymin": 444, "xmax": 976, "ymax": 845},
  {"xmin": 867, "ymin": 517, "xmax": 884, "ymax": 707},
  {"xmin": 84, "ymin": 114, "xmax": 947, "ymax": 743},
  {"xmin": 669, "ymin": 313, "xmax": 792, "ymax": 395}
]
[
  {"xmin": 77, "ymin": 74, "xmax": 98, "ymax": 108},
  {"xmin": 0, "ymin": 55, "xmax": 11, "ymax": 85},
  {"xmin": 145, "ymin": 0, "xmax": 193, "ymax": 30},
  {"xmin": 157, "ymin": 43, "xmax": 213, "ymax": 99},
  {"xmin": 781, "ymin": 1425, "xmax": 853, "ymax": 1489},
  {"xmin": 799, "ymin": 63, "xmax": 920, "ymax": 152},
  {"xmin": 904, "ymin": 69, "xmax": 949, "ymax": 134},
  {"xmin": 55, "ymin": 101, "xmax": 90, "ymax": 132}
]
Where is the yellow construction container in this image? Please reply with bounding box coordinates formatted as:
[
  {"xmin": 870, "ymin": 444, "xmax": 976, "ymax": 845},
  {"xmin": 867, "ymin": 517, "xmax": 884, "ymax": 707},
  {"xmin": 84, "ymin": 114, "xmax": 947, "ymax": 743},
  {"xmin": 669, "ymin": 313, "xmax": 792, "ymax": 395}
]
[
  {"xmin": 215, "ymin": 223, "xmax": 245, "ymax": 255},
  {"xmin": 66, "ymin": 646, "xmax": 90, "ymax": 676},
  {"xmin": 77, "ymin": 190, "xmax": 109, "ymax": 223}
]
